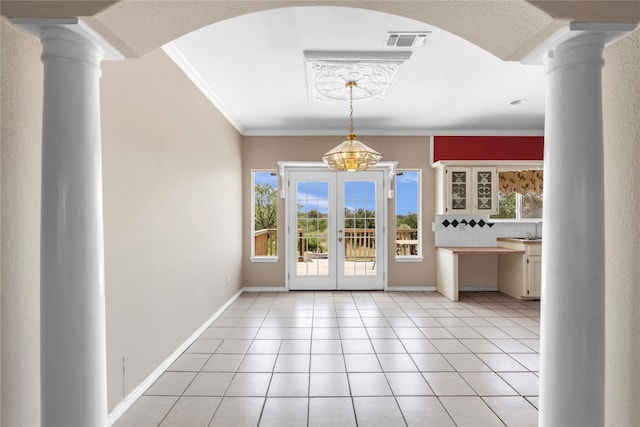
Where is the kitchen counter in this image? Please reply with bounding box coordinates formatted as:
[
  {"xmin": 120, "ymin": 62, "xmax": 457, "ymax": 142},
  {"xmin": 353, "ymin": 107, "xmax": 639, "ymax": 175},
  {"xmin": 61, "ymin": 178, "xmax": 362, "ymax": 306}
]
[
  {"xmin": 497, "ymin": 237, "xmax": 542, "ymax": 245},
  {"xmin": 437, "ymin": 246, "xmax": 525, "ymax": 255},
  {"xmin": 436, "ymin": 246, "xmax": 525, "ymax": 301}
]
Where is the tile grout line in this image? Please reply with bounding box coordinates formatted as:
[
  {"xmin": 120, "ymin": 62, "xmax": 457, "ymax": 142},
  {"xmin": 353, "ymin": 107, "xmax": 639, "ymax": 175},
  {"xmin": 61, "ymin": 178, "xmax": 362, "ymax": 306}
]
[{"xmin": 118, "ymin": 291, "xmax": 539, "ymax": 427}]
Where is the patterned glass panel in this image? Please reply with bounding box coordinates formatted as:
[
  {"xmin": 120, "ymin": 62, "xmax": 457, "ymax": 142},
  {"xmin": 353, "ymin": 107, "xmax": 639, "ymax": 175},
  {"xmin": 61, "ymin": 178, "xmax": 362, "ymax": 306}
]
[
  {"xmin": 476, "ymin": 171, "xmax": 492, "ymax": 210},
  {"xmin": 451, "ymin": 171, "xmax": 467, "ymax": 210}
]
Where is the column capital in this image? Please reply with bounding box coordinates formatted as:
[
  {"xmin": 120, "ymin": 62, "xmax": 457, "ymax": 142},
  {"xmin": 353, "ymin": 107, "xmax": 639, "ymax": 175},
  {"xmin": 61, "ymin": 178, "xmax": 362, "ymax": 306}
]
[
  {"xmin": 9, "ymin": 17, "xmax": 123, "ymax": 61},
  {"xmin": 522, "ymin": 22, "xmax": 636, "ymax": 65}
]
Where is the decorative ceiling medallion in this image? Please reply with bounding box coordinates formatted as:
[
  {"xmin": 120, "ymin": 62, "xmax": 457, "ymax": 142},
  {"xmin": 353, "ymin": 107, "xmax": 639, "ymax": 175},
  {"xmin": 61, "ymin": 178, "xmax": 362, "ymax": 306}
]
[{"xmin": 304, "ymin": 51, "xmax": 412, "ymax": 102}]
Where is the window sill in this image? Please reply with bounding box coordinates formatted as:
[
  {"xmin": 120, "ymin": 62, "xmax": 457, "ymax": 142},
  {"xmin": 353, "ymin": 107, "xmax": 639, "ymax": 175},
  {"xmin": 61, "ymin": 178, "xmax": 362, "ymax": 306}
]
[
  {"xmin": 395, "ymin": 256, "xmax": 424, "ymax": 263},
  {"xmin": 250, "ymin": 256, "xmax": 279, "ymax": 263}
]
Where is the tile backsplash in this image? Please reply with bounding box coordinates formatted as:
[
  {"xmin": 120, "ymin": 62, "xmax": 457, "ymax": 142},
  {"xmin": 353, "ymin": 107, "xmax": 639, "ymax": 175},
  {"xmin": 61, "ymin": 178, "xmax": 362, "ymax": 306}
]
[{"xmin": 433, "ymin": 215, "xmax": 542, "ymax": 247}]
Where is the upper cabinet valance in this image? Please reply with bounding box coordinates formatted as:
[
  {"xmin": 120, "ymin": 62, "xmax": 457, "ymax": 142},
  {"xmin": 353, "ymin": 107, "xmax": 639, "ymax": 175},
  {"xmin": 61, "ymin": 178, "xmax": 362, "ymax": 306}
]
[{"xmin": 432, "ymin": 135, "xmax": 544, "ymax": 163}]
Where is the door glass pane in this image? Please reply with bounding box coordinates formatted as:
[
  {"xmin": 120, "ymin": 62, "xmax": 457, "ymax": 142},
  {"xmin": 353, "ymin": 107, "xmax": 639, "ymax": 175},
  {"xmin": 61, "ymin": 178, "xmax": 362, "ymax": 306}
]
[
  {"xmin": 343, "ymin": 180, "xmax": 376, "ymax": 276},
  {"xmin": 296, "ymin": 181, "xmax": 329, "ymax": 276}
]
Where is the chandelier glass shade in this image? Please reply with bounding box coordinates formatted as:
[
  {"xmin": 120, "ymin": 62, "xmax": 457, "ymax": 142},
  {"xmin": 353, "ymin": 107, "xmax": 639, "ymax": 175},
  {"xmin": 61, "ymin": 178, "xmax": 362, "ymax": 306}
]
[{"xmin": 322, "ymin": 82, "xmax": 382, "ymax": 171}]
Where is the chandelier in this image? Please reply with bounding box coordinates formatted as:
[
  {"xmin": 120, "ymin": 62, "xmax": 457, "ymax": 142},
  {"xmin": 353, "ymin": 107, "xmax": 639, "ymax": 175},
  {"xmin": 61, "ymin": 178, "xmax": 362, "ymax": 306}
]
[{"xmin": 322, "ymin": 81, "xmax": 382, "ymax": 171}]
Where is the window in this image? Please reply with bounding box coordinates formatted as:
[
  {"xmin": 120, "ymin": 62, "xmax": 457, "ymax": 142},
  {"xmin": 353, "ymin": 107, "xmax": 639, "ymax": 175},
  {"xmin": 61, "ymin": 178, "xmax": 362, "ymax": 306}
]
[
  {"xmin": 252, "ymin": 170, "xmax": 278, "ymax": 260},
  {"xmin": 492, "ymin": 170, "xmax": 543, "ymax": 220},
  {"xmin": 395, "ymin": 170, "xmax": 422, "ymax": 260}
]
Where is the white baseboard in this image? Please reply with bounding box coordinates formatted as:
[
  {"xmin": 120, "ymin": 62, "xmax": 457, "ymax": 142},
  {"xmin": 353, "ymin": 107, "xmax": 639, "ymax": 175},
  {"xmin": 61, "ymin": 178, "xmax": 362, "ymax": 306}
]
[
  {"xmin": 386, "ymin": 286, "xmax": 437, "ymax": 292},
  {"xmin": 459, "ymin": 286, "xmax": 499, "ymax": 292},
  {"xmin": 242, "ymin": 286, "xmax": 288, "ymax": 292},
  {"xmin": 243, "ymin": 286, "xmax": 438, "ymax": 293},
  {"xmin": 107, "ymin": 288, "xmax": 244, "ymax": 426}
]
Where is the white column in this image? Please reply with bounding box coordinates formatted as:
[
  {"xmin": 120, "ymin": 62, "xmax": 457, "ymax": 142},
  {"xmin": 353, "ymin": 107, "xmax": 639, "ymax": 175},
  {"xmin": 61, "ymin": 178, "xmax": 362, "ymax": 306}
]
[
  {"xmin": 541, "ymin": 29, "xmax": 606, "ymax": 427},
  {"xmin": 524, "ymin": 23, "xmax": 635, "ymax": 426},
  {"xmin": 10, "ymin": 18, "xmax": 122, "ymax": 427}
]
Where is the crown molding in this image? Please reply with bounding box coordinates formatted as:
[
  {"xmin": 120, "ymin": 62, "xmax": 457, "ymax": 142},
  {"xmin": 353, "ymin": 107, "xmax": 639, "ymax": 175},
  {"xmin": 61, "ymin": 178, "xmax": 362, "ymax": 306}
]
[
  {"xmin": 242, "ymin": 128, "xmax": 544, "ymax": 137},
  {"xmin": 162, "ymin": 42, "xmax": 245, "ymax": 134}
]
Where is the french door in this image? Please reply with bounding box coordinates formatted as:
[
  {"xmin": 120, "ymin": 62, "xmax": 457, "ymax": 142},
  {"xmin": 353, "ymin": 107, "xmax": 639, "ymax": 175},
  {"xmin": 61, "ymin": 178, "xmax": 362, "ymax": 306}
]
[{"xmin": 287, "ymin": 170, "xmax": 385, "ymax": 290}]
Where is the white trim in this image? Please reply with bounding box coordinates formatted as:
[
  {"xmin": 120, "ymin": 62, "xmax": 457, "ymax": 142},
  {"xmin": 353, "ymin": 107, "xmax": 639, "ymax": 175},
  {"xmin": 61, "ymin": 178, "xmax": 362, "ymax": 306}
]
[
  {"xmin": 395, "ymin": 256, "xmax": 424, "ymax": 263},
  {"xmin": 250, "ymin": 256, "xmax": 279, "ymax": 263},
  {"xmin": 242, "ymin": 286, "xmax": 288, "ymax": 292},
  {"xmin": 459, "ymin": 286, "xmax": 499, "ymax": 292},
  {"xmin": 395, "ymin": 168, "xmax": 423, "ymax": 258},
  {"xmin": 106, "ymin": 288, "xmax": 244, "ymax": 426},
  {"xmin": 162, "ymin": 42, "xmax": 245, "ymax": 134},
  {"xmin": 429, "ymin": 135, "xmax": 435, "ymax": 165},
  {"xmin": 243, "ymin": 128, "xmax": 545, "ymax": 137},
  {"xmin": 386, "ymin": 286, "xmax": 437, "ymax": 292}
]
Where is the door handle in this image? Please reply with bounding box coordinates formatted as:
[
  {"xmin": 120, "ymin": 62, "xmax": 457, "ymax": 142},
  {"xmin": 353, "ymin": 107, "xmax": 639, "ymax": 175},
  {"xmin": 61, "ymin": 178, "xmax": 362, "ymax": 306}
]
[
  {"xmin": 338, "ymin": 237, "xmax": 343, "ymax": 242},
  {"xmin": 338, "ymin": 229, "xmax": 343, "ymax": 233}
]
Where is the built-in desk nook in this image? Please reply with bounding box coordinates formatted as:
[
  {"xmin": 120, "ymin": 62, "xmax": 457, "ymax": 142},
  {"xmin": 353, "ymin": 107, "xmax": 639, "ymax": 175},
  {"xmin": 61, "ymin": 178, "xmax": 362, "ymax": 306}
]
[{"xmin": 436, "ymin": 246, "xmax": 526, "ymax": 301}]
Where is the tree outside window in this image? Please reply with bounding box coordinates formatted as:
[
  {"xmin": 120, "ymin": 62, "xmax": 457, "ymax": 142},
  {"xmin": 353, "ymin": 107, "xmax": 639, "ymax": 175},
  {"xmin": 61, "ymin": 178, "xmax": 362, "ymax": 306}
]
[
  {"xmin": 492, "ymin": 170, "xmax": 543, "ymax": 220},
  {"xmin": 395, "ymin": 170, "xmax": 421, "ymax": 257},
  {"xmin": 253, "ymin": 171, "xmax": 278, "ymax": 256}
]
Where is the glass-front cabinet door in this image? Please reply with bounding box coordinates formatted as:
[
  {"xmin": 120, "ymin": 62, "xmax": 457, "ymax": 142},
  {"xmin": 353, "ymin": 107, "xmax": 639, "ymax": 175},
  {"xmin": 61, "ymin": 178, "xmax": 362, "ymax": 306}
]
[
  {"xmin": 446, "ymin": 167, "xmax": 471, "ymax": 214},
  {"xmin": 472, "ymin": 167, "xmax": 497, "ymax": 214},
  {"xmin": 445, "ymin": 166, "xmax": 497, "ymax": 215}
]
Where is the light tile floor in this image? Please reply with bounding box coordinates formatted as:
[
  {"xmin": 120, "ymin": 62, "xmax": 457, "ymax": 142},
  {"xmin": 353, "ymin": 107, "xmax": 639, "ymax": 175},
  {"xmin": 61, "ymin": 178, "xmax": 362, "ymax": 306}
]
[{"xmin": 115, "ymin": 291, "xmax": 540, "ymax": 427}]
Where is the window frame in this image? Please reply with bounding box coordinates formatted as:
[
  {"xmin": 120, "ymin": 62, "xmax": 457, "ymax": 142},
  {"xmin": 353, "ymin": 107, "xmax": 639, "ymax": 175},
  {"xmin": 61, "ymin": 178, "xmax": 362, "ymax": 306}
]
[
  {"xmin": 394, "ymin": 169, "xmax": 423, "ymax": 262},
  {"xmin": 250, "ymin": 169, "xmax": 279, "ymax": 262},
  {"xmin": 491, "ymin": 165, "xmax": 543, "ymax": 221}
]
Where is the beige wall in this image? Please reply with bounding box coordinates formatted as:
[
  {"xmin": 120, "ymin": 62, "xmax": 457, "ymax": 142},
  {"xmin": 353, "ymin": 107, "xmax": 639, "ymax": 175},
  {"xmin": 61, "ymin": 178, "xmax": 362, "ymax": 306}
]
[
  {"xmin": 1, "ymin": 20, "xmax": 43, "ymax": 427},
  {"xmin": 2, "ymin": 4, "xmax": 639, "ymax": 426},
  {"xmin": 242, "ymin": 136, "xmax": 435, "ymax": 288},
  {"xmin": 0, "ymin": 19, "xmax": 245, "ymax": 424},
  {"xmin": 603, "ymin": 27, "xmax": 640, "ymax": 427},
  {"xmin": 458, "ymin": 255, "xmax": 498, "ymax": 288},
  {"xmin": 100, "ymin": 49, "xmax": 243, "ymax": 411}
]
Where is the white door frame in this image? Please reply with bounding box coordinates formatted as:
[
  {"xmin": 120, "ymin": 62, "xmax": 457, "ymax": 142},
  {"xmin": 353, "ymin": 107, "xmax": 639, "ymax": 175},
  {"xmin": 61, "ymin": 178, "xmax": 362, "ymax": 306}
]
[{"xmin": 279, "ymin": 161, "xmax": 397, "ymax": 291}]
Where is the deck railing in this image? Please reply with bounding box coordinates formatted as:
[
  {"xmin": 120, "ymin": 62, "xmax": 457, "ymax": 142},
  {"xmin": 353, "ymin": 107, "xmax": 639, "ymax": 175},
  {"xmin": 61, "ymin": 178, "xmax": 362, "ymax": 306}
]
[
  {"xmin": 344, "ymin": 228, "xmax": 376, "ymax": 259},
  {"xmin": 254, "ymin": 228, "xmax": 419, "ymax": 258},
  {"xmin": 254, "ymin": 228, "xmax": 277, "ymax": 256},
  {"xmin": 396, "ymin": 228, "xmax": 419, "ymax": 255}
]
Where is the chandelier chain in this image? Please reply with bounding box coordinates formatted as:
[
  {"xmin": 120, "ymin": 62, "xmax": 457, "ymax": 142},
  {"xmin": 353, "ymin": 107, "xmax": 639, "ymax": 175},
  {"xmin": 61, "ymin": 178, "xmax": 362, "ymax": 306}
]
[
  {"xmin": 321, "ymin": 79, "xmax": 381, "ymax": 171},
  {"xmin": 349, "ymin": 82, "xmax": 354, "ymax": 135}
]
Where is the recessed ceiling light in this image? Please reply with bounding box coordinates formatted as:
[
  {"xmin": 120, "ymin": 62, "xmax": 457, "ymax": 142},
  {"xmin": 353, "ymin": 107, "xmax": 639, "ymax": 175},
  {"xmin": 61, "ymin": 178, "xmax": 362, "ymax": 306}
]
[{"xmin": 510, "ymin": 98, "xmax": 527, "ymax": 105}]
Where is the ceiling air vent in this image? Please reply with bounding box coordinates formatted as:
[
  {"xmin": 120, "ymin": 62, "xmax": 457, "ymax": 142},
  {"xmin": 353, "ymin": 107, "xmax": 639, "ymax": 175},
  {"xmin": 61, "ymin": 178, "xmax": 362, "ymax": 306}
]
[{"xmin": 386, "ymin": 32, "xmax": 430, "ymax": 48}]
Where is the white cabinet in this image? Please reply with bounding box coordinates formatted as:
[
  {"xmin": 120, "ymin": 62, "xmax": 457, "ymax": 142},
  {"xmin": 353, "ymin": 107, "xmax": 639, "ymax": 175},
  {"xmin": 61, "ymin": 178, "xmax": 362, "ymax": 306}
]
[
  {"xmin": 435, "ymin": 164, "xmax": 498, "ymax": 215},
  {"xmin": 447, "ymin": 167, "xmax": 471, "ymax": 213},
  {"xmin": 497, "ymin": 239, "xmax": 542, "ymax": 299},
  {"xmin": 526, "ymin": 255, "xmax": 542, "ymax": 298}
]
